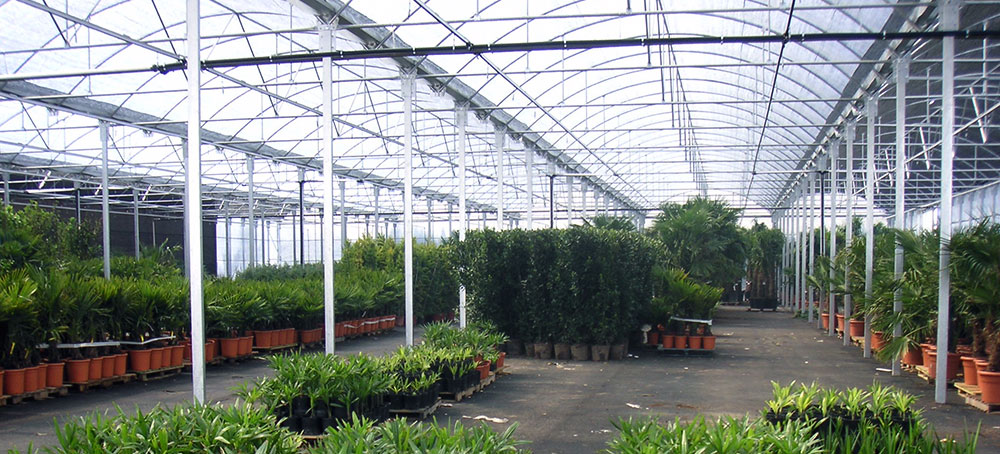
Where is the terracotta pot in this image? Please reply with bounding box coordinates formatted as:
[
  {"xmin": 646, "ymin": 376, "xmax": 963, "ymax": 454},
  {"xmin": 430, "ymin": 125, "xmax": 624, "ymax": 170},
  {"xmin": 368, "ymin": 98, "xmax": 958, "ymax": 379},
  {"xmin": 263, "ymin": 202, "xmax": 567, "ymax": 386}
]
[
  {"xmin": 37, "ymin": 364, "xmax": 50, "ymax": 389},
  {"xmin": 254, "ymin": 330, "xmax": 272, "ymax": 348},
  {"xmin": 128, "ymin": 349, "xmax": 152, "ymax": 372},
  {"xmin": 835, "ymin": 314, "xmax": 845, "ymax": 332},
  {"xmin": 204, "ymin": 341, "xmax": 216, "ymax": 362},
  {"xmin": 848, "ymin": 319, "xmax": 865, "ymax": 338},
  {"xmin": 702, "ymin": 336, "xmax": 717, "ymax": 351},
  {"xmin": 553, "ymin": 343, "xmax": 572, "ymax": 360},
  {"xmin": 647, "ymin": 331, "xmax": 660, "ymax": 346},
  {"xmin": 496, "ymin": 352, "xmax": 506, "ymax": 369},
  {"xmin": 182, "ymin": 341, "xmax": 192, "ymax": 360},
  {"xmin": 534, "ymin": 342, "xmax": 553, "ymax": 360},
  {"xmin": 570, "ymin": 343, "xmax": 590, "ymax": 360},
  {"xmin": 477, "ymin": 361, "xmax": 491, "ymax": 380},
  {"xmin": 926, "ymin": 352, "xmax": 961, "ymax": 380},
  {"xmin": 239, "ymin": 336, "xmax": 253, "ymax": 356},
  {"xmin": 170, "ymin": 346, "xmax": 184, "ymax": 367},
  {"xmin": 902, "ymin": 347, "xmax": 922, "ymax": 366},
  {"xmin": 979, "ymin": 370, "xmax": 1000, "ymax": 404},
  {"xmin": 961, "ymin": 356, "xmax": 980, "ymax": 386},
  {"xmin": 0, "ymin": 371, "xmax": 4, "ymax": 396},
  {"xmin": 114, "ymin": 354, "xmax": 127, "ymax": 376},
  {"xmin": 220, "ymin": 338, "xmax": 240, "ymax": 358},
  {"xmin": 591, "ymin": 344, "xmax": 610, "ymax": 361},
  {"xmin": 101, "ymin": 355, "xmax": 115, "ymax": 378},
  {"xmin": 4, "ymin": 368, "xmax": 26, "ymax": 395},
  {"xmin": 210, "ymin": 338, "xmax": 221, "ymax": 357},
  {"xmin": 610, "ymin": 342, "xmax": 628, "ymax": 360},
  {"xmin": 149, "ymin": 348, "xmax": 164, "ymax": 370},
  {"xmin": 396, "ymin": 315, "xmax": 405, "ymax": 327},
  {"xmin": 24, "ymin": 365, "xmax": 40, "ymax": 393},
  {"xmin": 675, "ymin": 335, "xmax": 688, "ymax": 349},
  {"xmin": 871, "ymin": 331, "xmax": 886, "ymax": 351},
  {"xmin": 660, "ymin": 334, "xmax": 675, "ymax": 349},
  {"xmin": 66, "ymin": 359, "xmax": 91, "ymax": 383},
  {"xmin": 688, "ymin": 336, "xmax": 704, "ymax": 350},
  {"xmin": 821, "ymin": 313, "xmax": 830, "ymax": 330},
  {"xmin": 88, "ymin": 357, "xmax": 104, "ymax": 381},
  {"xmin": 46, "ymin": 362, "xmax": 65, "ymax": 388}
]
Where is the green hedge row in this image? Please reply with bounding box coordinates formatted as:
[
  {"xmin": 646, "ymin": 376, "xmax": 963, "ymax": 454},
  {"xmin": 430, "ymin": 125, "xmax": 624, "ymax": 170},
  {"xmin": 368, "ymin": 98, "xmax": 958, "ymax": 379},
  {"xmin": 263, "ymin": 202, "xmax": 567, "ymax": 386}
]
[{"xmin": 454, "ymin": 228, "xmax": 662, "ymax": 344}]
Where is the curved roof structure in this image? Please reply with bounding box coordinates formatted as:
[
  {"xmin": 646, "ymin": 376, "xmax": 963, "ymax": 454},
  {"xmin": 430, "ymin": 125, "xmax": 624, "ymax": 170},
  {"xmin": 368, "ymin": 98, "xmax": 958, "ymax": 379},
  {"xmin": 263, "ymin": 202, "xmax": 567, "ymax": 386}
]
[{"xmin": 1, "ymin": 0, "xmax": 998, "ymax": 227}]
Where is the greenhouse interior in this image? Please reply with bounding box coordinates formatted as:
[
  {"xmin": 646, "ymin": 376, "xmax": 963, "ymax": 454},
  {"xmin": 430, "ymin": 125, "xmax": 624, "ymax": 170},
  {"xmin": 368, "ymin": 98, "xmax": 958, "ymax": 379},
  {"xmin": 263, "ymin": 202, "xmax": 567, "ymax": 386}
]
[{"xmin": 1, "ymin": 0, "xmax": 999, "ymax": 452}]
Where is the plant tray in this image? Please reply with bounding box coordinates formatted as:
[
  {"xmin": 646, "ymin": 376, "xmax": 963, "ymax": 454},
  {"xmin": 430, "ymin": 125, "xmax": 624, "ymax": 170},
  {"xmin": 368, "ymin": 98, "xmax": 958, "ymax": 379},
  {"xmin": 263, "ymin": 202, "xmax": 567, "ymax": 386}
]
[
  {"xmin": 389, "ymin": 398, "xmax": 441, "ymax": 419},
  {"xmin": 440, "ymin": 385, "xmax": 476, "ymax": 402},
  {"xmin": 69, "ymin": 373, "xmax": 136, "ymax": 392},
  {"xmin": 133, "ymin": 365, "xmax": 183, "ymax": 382},
  {"xmin": 956, "ymin": 385, "xmax": 1000, "ymax": 413}
]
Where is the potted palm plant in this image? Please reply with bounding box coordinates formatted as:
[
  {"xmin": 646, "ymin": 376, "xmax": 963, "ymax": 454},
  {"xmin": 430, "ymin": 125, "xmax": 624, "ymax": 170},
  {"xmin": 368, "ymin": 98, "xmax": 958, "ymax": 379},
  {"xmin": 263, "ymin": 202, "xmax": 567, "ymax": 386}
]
[{"xmin": 950, "ymin": 221, "xmax": 1000, "ymax": 403}]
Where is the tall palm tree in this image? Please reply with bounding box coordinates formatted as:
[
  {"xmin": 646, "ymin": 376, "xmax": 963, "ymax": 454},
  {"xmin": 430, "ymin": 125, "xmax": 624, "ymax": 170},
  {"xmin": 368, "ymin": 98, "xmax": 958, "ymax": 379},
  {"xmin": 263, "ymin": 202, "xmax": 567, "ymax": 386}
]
[{"xmin": 950, "ymin": 221, "xmax": 1000, "ymax": 371}]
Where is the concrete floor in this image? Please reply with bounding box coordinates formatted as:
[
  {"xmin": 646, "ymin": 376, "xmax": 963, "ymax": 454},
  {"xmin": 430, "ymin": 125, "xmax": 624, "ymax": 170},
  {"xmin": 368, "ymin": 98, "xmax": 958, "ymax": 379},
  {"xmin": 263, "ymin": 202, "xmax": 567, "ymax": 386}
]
[{"xmin": 1, "ymin": 307, "xmax": 997, "ymax": 453}]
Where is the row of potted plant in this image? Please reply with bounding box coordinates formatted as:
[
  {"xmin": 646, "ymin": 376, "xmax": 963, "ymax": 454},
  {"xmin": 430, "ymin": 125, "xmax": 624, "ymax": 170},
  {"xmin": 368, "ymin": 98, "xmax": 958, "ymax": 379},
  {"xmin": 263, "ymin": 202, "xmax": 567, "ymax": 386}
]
[
  {"xmin": 644, "ymin": 267, "xmax": 722, "ymax": 351},
  {"xmin": 608, "ymin": 383, "xmax": 978, "ymax": 454},
  {"xmin": 805, "ymin": 220, "xmax": 1000, "ymax": 405}
]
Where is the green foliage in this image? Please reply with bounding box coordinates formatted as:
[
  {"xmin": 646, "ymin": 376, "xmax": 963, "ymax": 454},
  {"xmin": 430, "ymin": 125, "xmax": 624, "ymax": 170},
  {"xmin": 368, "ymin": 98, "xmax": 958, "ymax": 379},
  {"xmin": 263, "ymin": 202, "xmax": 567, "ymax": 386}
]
[
  {"xmin": 584, "ymin": 215, "xmax": 638, "ymax": 232},
  {"xmin": 309, "ymin": 417, "xmax": 530, "ymax": 454},
  {"xmin": 455, "ymin": 228, "xmax": 661, "ymax": 344},
  {"xmin": 10, "ymin": 402, "xmax": 302, "ymax": 454},
  {"xmin": 950, "ymin": 220, "xmax": 1000, "ymax": 370},
  {"xmin": 746, "ymin": 222, "xmax": 785, "ymax": 299},
  {"xmin": 237, "ymin": 263, "xmax": 325, "ymax": 281},
  {"xmin": 651, "ymin": 197, "xmax": 746, "ymax": 287},
  {"xmin": 607, "ymin": 416, "xmax": 822, "ymax": 454}
]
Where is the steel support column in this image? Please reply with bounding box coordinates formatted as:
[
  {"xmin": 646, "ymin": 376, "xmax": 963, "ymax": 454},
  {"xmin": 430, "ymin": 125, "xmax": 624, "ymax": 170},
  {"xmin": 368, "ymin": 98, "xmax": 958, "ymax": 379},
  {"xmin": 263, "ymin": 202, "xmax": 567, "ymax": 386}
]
[
  {"xmin": 844, "ymin": 122, "xmax": 856, "ymax": 347},
  {"xmin": 374, "ymin": 186, "xmax": 381, "ymax": 237},
  {"xmin": 185, "ymin": 0, "xmax": 206, "ymax": 404},
  {"xmin": 100, "ymin": 121, "xmax": 111, "ymax": 280},
  {"xmin": 340, "ymin": 180, "xmax": 347, "ymax": 256},
  {"xmin": 495, "ymin": 127, "xmax": 505, "ymax": 230},
  {"xmin": 864, "ymin": 96, "xmax": 877, "ymax": 359},
  {"xmin": 828, "ymin": 139, "xmax": 840, "ymax": 337},
  {"xmin": 133, "ymin": 188, "xmax": 141, "ymax": 259},
  {"xmin": 525, "ymin": 147, "xmax": 533, "ymax": 229},
  {"xmin": 935, "ymin": 0, "xmax": 957, "ymax": 404},
  {"xmin": 320, "ymin": 23, "xmax": 337, "ymax": 355},
  {"xmin": 427, "ymin": 199, "xmax": 434, "ymax": 243},
  {"xmin": 247, "ymin": 157, "xmax": 255, "ymax": 267},
  {"xmin": 402, "ymin": 69, "xmax": 416, "ymax": 346},
  {"xmin": 457, "ymin": 103, "xmax": 467, "ymax": 328},
  {"xmin": 299, "ymin": 171, "xmax": 306, "ymax": 265},
  {"xmin": 893, "ymin": 55, "xmax": 910, "ymax": 376},
  {"xmin": 224, "ymin": 214, "xmax": 231, "ymax": 277},
  {"xmin": 808, "ymin": 172, "xmax": 816, "ymax": 324},
  {"xmin": 2, "ymin": 172, "xmax": 8, "ymax": 207}
]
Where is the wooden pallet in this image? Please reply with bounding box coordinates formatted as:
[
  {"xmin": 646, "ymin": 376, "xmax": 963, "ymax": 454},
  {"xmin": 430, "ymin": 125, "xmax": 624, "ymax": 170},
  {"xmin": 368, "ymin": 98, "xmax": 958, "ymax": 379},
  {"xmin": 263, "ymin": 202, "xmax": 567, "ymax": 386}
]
[
  {"xmin": 478, "ymin": 373, "xmax": 497, "ymax": 390},
  {"xmin": 390, "ymin": 398, "xmax": 441, "ymax": 419},
  {"xmin": 301, "ymin": 434, "xmax": 327, "ymax": 443},
  {"xmin": 253, "ymin": 343, "xmax": 299, "ymax": 354},
  {"xmin": 495, "ymin": 365, "xmax": 511, "ymax": 376},
  {"xmin": 220, "ymin": 353, "xmax": 255, "ymax": 363},
  {"xmin": 68, "ymin": 373, "xmax": 136, "ymax": 392},
  {"xmin": 182, "ymin": 356, "xmax": 224, "ymax": 371},
  {"xmin": 956, "ymin": 383, "xmax": 1000, "ymax": 413},
  {"xmin": 440, "ymin": 385, "xmax": 476, "ymax": 402},
  {"xmin": 902, "ymin": 363, "xmax": 920, "ymax": 374},
  {"xmin": 0, "ymin": 385, "xmax": 70, "ymax": 406},
  {"xmin": 133, "ymin": 365, "xmax": 183, "ymax": 382},
  {"xmin": 656, "ymin": 346, "xmax": 715, "ymax": 356},
  {"xmin": 915, "ymin": 366, "xmax": 957, "ymax": 387}
]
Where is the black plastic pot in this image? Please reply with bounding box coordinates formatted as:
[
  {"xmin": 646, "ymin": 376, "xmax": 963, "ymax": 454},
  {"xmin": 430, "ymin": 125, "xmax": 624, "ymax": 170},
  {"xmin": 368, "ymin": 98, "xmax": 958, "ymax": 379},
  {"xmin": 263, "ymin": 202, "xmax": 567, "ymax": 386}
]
[
  {"xmin": 332, "ymin": 404, "xmax": 349, "ymax": 421},
  {"xmin": 280, "ymin": 416, "xmax": 302, "ymax": 432},
  {"xmin": 301, "ymin": 417, "xmax": 323, "ymax": 435},
  {"xmin": 388, "ymin": 393, "xmax": 404, "ymax": 410},
  {"xmin": 291, "ymin": 395, "xmax": 311, "ymax": 417},
  {"xmin": 312, "ymin": 402, "xmax": 330, "ymax": 419},
  {"xmin": 321, "ymin": 417, "xmax": 335, "ymax": 431},
  {"xmin": 404, "ymin": 393, "xmax": 422, "ymax": 410},
  {"xmin": 446, "ymin": 377, "xmax": 464, "ymax": 394}
]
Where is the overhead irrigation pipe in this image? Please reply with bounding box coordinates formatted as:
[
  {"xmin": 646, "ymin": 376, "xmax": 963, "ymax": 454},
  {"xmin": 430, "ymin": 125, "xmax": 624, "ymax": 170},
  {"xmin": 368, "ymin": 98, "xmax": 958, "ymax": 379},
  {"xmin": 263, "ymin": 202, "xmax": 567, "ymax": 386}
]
[{"xmin": 2, "ymin": 30, "xmax": 999, "ymax": 83}]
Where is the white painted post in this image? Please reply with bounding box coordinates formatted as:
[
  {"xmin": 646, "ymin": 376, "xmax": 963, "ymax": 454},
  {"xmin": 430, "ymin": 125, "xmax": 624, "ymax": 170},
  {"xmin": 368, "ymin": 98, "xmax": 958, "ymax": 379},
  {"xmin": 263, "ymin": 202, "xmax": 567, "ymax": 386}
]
[
  {"xmin": 402, "ymin": 69, "xmax": 416, "ymax": 346},
  {"xmin": 864, "ymin": 96, "xmax": 877, "ymax": 359},
  {"xmin": 525, "ymin": 147, "xmax": 533, "ymax": 229},
  {"xmin": 320, "ymin": 23, "xmax": 337, "ymax": 355},
  {"xmin": 185, "ymin": 0, "xmax": 205, "ymax": 404},
  {"xmin": 100, "ymin": 121, "xmax": 111, "ymax": 280},
  {"xmin": 457, "ymin": 103, "xmax": 468, "ymax": 328},
  {"xmin": 893, "ymin": 55, "xmax": 910, "ymax": 376},
  {"xmin": 495, "ymin": 127, "xmax": 505, "ymax": 230},
  {"xmin": 935, "ymin": 0, "xmax": 957, "ymax": 404},
  {"xmin": 844, "ymin": 121, "xmax": 856, "ymax": 347},
  {"xmin": 808, "ymin": 172, "xmax": 816, "ymax": 324},
  {"xmin": 247, "ymin": 157, "xmax": 255, "ymax": 267},
  {"xmin": 829, "ymin": 139, "xmax": 840, "ymax": 337}
]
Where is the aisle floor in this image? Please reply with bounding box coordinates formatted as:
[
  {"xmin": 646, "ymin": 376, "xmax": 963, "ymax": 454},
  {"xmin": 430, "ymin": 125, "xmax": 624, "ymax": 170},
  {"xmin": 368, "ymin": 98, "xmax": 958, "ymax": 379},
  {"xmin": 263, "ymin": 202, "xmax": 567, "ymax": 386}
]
[{"xmin": 1, "ymin": 307, "xmax": 996, "ymax": 453}]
